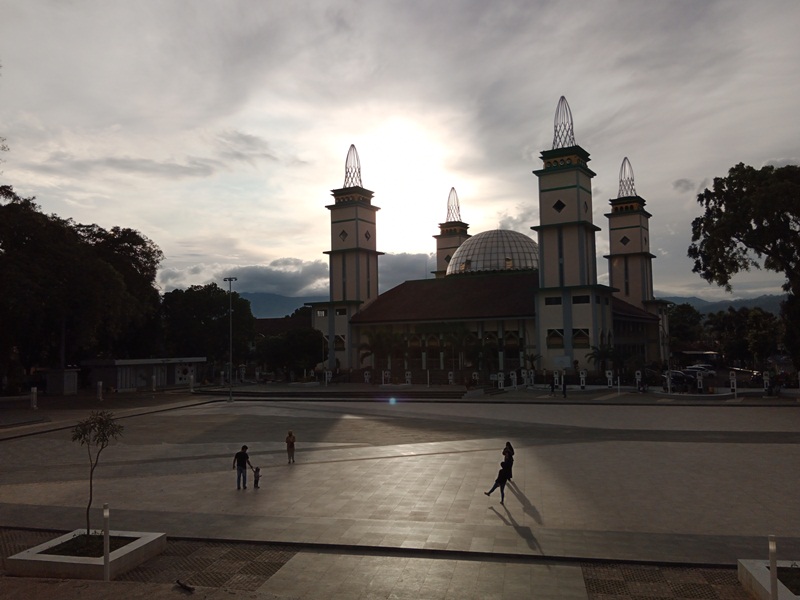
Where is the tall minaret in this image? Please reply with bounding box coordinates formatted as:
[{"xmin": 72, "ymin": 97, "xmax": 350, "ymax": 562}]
[
  {"xmin": 432, "ymin": 187, "xmax": 470, "ymax": 278},
  {"xmin": 314, "ymin": 145, "xmax": 383, "ymax": 371},
  {"xmin": 325, "ymin": 145, "xmax": 382, "ymax": 306},
  {"xmin": 605, "ymin": 157, "xmax": 655, "ymax": 308},
  {"xmin": 532, "ymin": 97, "xmax": 613, "ymax": 368},
  {"xmin": 605, "ymin": 157, "xmax": 670, "ymax": 363}
]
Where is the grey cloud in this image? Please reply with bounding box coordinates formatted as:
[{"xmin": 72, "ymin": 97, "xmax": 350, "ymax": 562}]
[
  {"xmin": 27, "ymin": 152, "xmax": 218, "ymax": 179},
  {"xmin": 672, "ymin": 179, "xmax": 696, "ymax": 194},
  {"xmin": 498, "ymin": 206, "xmax": 539, "ymax": 233},
  {"xmin": 219, "ymin": 260, "xmax": 330, "ymax": 296},
  {"xmin": 380, "ymin": 253, "xmax": 435, "ymax": 292},
  {"xmin": 216, "ymin": 130, "xmax": 278, "ymax": 164},
  {"xmin": 764, "ymin": 157, "xmax": 800, "ymax": 168}
]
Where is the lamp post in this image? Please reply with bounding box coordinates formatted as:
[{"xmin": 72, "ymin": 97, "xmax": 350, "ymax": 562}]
[{"xmin": 224, "ymin": 277, "xmax": 237, "ymax": 403}]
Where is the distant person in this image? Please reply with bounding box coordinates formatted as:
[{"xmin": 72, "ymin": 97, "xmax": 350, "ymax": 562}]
[
  {"xmin": 252, "ymin": 466, "xmax": 261, "ymax": 489},
  {"xmin": 502, "ymin": 442, "xmax": 515, "ymax": 481},
  {"xmin": 484, "ymin": 462, "xmax": 510, "ymax": 504},
  {"xmin": 286, "ymin": 430, "xmax": 296, "ymax": 464},
  {"xmin": 232, "ymin": 445, "xmax": 253, "ymax": 490}
]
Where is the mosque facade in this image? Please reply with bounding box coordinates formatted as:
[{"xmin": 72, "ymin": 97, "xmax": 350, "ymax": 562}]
[{"xmin": 310, "ymin": 97, "xmax": 669, "ymax": 384}]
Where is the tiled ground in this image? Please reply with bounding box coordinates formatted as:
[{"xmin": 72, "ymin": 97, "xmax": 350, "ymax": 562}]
[{"xmin": 1, "ymin": 528, "xmax": 754, "ymax": 599}]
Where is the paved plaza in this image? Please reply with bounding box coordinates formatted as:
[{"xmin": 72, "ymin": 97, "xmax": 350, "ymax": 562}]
[{"xmin": 0, "ymin": 386, "xmax": 798, "ymax": 598}]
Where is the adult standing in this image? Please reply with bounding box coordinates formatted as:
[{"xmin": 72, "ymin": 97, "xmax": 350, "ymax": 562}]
[
  {"xmin": 502, "ymin": 442, "xmax": 515, "ymax": 481},
  {"xmin": 286, "ymin": 430, "xmax": 296, "ymax": 464},
  {"xmin": 232, "ymin": 445, "xmax": 253, "ymax": 490},
  {"xmin": 484, "ymin": 462, "xmax": 510, "ymax": 504}
]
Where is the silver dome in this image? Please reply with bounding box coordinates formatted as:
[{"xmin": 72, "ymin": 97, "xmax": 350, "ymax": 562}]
[{"xmin": 446, "ymin": 229, "xmax": 539, "ymax": 276}]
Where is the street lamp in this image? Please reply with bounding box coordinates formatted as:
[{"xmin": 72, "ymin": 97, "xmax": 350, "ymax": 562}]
[{"xmin": 224, "ymin": 277, "xmax": 237, "ymax": 402}]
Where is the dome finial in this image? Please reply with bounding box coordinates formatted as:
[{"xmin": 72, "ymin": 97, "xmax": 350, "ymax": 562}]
[
  {"xmin": 552, "ymin": 96, "xmax": 575, "ymax": 149},
  {"xmin": 446, "ymin": 187, "xmax": 462, "ymax": 222},
  {"xmin": 343, "ymin": 144, "xmax": 362, "ymax": 187},
  {"xmin": 617, "ymin": 157, "xmax": 636, "ymax": 198}
]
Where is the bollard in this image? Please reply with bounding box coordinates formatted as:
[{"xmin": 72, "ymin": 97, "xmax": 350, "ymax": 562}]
[
  {"xmin": 103, "ymin": 504, "xmax": 110, "ymax": 582},
  {"xmin": 769, "ymin": 535, "xmax": 777, "ymax": 600},
  {"xmin": 189, "ymin": 374, "xmax": 194, "ymax": 393},
  {"xmin": 151, "ymin": 375, "xmax": 156, "ymax": 392},
  {"xmin": 97, "ymin": 381, "xmax": 103, "ymax": 401},
  {"xmin": 31, "ymin": 386, "xmax": 38, "ymax": 410}
]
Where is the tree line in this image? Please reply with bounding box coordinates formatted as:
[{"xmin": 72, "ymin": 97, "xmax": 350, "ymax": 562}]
[{"xmin": 0, "ymin": 187, "xmax": 322, "ymax": 394}]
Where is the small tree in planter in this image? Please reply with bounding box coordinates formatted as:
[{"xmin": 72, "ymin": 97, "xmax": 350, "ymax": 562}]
[{"xmin": 71, "ymin": 411, "xmax": 124, "ymax": 536}]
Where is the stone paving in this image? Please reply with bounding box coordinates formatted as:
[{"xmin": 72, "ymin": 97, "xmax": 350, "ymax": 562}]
[{"xmin": 0, "ymin": 385, "xmax": 798, "ymax": 598}]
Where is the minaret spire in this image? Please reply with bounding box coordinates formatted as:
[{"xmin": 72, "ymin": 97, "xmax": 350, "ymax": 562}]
[
  {"xmin": 343, "ymin": 144, "xmax": 362, "ymax": 187},
  {"xmin": 445, "ymin": 187, "xmax": 462, "ymax": 222},
  {"xmin": 618, "ymin": 157, "xmax": 636, "ymax": 198},
  {"xmin": 552, "ymin": 96, "xmax": 575, "ymax": 149}
]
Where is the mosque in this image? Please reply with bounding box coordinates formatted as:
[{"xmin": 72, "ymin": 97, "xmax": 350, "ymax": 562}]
[{"xmin": 310, "ymin": 97, "xmax": 669, "ymax": 384}]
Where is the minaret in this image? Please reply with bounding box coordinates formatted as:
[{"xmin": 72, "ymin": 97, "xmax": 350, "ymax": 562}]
[
  {"xmin": 432, "ymin": 187, "xmax": 470, "ymax": 278},
  {"xmin": 532, "ymin": 97, "xmax": 613, "ymax": 368},
  {"xmin": 605, "ymin": 157, "xmax": 655, "ymax": 307},
  {"xmin": 313, "ymin": 145, "xmax": 383, "ymax": 371},
  {"xmin": 605, "ymin": 157, "xmax": 670, "ymax": 363},
  {"xmin": 325, "ymin": 145, "xmax": 382, "ymax": 305}
]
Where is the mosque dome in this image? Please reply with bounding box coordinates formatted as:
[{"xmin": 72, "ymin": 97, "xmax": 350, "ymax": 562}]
[{"xmin": 445, "ymin": 229, "xmax": 539, "ymax": 276}]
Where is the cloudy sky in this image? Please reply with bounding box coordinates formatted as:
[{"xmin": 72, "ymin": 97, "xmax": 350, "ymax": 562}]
[{"xmin": 2, "ymin": 0, "xmax": 798, "ymax": 305}]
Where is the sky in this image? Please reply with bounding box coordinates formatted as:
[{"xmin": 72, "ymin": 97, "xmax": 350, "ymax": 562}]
[{"xmin": 2, "ymin": 0, "xmax": 799, "ymax": 305}]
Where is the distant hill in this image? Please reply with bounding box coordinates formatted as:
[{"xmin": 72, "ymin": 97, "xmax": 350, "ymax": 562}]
[
  {"xmin": 242, "ymin": 291, "xmax": 788, "ymax": 319},
  {"xmin": 240, "ymin": 292, "xmax": 327, "ymax": 318},
  {"xmin": 657, "ymin": 294, "xmax": 788, "ymax": 315}
]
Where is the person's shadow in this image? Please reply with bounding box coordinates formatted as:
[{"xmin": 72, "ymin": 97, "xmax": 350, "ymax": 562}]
[
  {"xmin": 489, "ymin": 503, "xmax": 543, "ymax": 554},
  {"xmin": 506, "ymin": 481, "xmax": 543, "ymax": 525}
]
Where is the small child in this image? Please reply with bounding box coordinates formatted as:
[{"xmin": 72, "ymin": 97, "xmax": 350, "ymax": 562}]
[{"xmin": 252, "ymin": 466, "xmax": 261, "ymax": 489}]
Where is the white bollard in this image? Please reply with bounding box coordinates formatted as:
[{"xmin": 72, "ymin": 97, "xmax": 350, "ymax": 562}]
[
  {"xmin": 189, "ymin": 374, "xmax": 194, "ymax": 393},
  {"xmin": 151, "ymin": 375, "xmax": 156, "ymax": 392},
  {"xmin": 97, "ymin": 381, "xmax": 103, "ymax": 401},
  {"xmin": 31, "ymin": 387, "xmax": 38, "ymax": 410},
  {"xmin": 103, "ymin": 504, "xmax": 110, "ymax": 582}
]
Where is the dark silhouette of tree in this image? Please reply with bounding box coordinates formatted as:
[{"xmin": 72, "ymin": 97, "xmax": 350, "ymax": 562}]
[
  {"xmin": 161, "ymin": 283, "xmax": 255, "ymax": 365},
  {"xmin": 666, "ymin": 303, "xmax": 703, "ymax": 352},
  {"xmin": 689, "ymin": 163, "xmax": 800, "ymax": 296}
]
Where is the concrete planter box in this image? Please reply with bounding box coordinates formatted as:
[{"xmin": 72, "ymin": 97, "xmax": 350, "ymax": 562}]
[
  {"xmin": 6, "ymin": 530, "xmax": 166, "ymax": 581},
  {"xmin": 738, "ymin": 559, "xmax": 800, "ymax": 600}
]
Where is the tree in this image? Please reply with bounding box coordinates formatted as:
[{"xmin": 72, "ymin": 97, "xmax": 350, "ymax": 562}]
[
  {"xmin": 161, "ymin": 283, "xmax": 255, "ymax": 365},
  {"xmin": 666, "ymin": 303, "xmax": 703, "ymax": 352},
  {"xmin": 71, "ymin": 411, "xmax": 124, "ymax": 536},
  {"xmin": 704, "ymin": 308, "xmax": 750, "ymax": 367},
  {"xmin": 586, "ymin": 345, "xmax": 614, "ymax": 373},
  {"xmin": 689, "ymin": 163, "xmax": 800, "ymax": 296},
  {"xmin": 745, "ymin": 308, "xmax": 781, "ymax": 369}
]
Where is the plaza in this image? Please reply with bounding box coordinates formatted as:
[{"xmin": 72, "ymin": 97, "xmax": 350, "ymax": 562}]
[{"xmin": 1, "ymin": 385, "xmax": 798, "ymax": 598}]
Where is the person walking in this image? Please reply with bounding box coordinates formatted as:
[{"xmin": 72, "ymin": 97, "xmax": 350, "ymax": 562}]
[
  {"xmin": 484, "ymin": 462, "xmax": 510, "ymax": 504},
  {"xmin": 502, "ymin": 442, "xmax": 515, "ymax": 481},
  {"xmin": 232, "ymin": 445, "xmax": 253, "ymax": 490},
  {"xmin": 285, "ymin": 430, "xmax": 296, "ymax": 464}
]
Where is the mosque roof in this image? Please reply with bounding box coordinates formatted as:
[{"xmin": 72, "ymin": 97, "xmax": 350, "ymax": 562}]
[
  {"xmin": 445, "ymin": 229, "xmax": 539, "ymax": 276},
  {"xmin": 351, "ymin": 271, "xmax": 539, "ymax": 325}
]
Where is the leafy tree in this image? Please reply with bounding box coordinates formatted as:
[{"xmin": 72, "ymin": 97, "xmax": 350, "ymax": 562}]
[
  {"xmin": 586, "ymin": 344, "xmax": 614, "ymax": 373},
  {"xmin": 745, "ymin": 308, "xmax": 781, "ymax": 369},
  {"xmin": 666, "ymin": 303, "xmax": 703, "ymax": 352},
  {"xmin": 0, "ymin": 191, "xmax": 162, "ymax": 376},
  {"xmin": 704, "ymin": 308, "xmax": 750, "ymax": 367},
  {"xmin": 359, "ymin": 329, "xmax": 405, "ymax": 371},
  {"xmin": 71, "ymin": 411, "xmax": 124, "ymax": 535},
  {"xmin": 161, "ymin": 283, "xmax": 255, "ymax": 366},
  {"xmin": 689, "ymin": 163, "xmax": 800, "ymax": 296}
]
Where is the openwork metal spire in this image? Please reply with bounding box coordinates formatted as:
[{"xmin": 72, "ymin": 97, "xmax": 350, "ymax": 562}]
[
  {"xmin": 617, "ymin": 157, "xmax": 637, "ymax": 198},
  {"xmin": 445, "ymin": 187, "xmax": 462, "ymax": 222},
  {"xmin": 343, "ymin": 144, "xmax": 362, "ymax": 187},
  {"xmin": 552, "ymin": 96, "xmax": 575, "ymax": 149}
]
